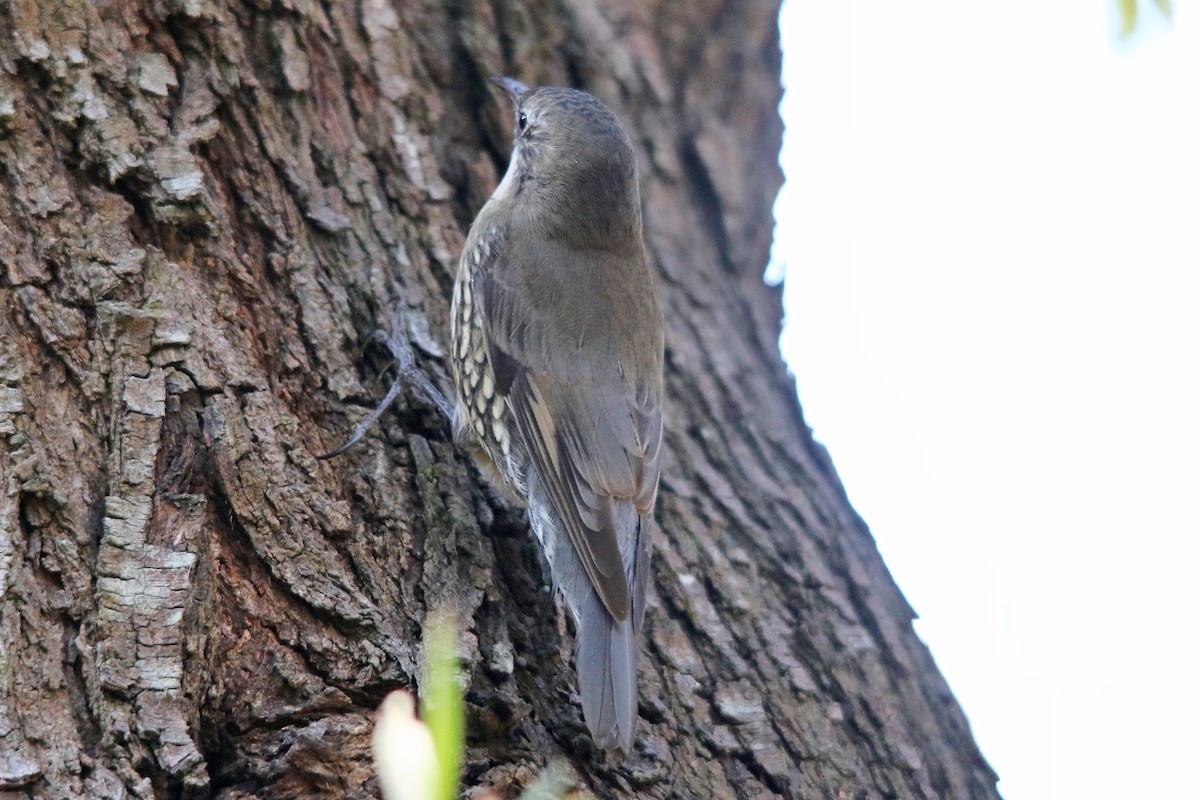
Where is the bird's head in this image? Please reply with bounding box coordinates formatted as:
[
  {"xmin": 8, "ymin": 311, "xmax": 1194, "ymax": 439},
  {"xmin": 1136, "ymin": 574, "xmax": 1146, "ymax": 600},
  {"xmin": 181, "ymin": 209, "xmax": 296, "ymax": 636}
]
[{"xmin": 489, "ymin": 78, "xmax": 639, "ymax": 234}]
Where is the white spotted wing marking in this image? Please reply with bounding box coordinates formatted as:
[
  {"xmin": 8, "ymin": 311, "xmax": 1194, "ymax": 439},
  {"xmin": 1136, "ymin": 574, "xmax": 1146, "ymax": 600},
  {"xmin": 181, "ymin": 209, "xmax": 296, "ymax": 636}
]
[{"xmin": 451, "ymin": 228, "xmax": 522, "ymax": 489}]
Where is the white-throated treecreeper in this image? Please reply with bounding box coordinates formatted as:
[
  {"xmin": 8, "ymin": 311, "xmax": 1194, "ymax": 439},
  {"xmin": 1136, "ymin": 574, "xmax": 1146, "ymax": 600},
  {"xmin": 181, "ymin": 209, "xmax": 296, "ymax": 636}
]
[{"xmin": 451, "ymin": 78, "xmax": 664, "ymax": 751}]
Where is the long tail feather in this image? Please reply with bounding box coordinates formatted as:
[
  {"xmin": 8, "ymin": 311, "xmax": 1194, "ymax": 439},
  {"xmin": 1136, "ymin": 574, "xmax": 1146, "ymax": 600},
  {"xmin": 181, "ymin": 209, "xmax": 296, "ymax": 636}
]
[
  {"xmin": 575, "ymin": 592, "xmax": 637, "ymax": 750},
  {"xmin": 527, "ymin": 471, "xmax": 648, "ymax": 751}
]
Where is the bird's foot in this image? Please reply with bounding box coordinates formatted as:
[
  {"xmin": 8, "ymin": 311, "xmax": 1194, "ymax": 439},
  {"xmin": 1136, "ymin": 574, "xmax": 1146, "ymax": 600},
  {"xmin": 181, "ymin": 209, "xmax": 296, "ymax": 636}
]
[{"xmin": 317, "ymin": 304, "xmax": 453, "ymax": 460}]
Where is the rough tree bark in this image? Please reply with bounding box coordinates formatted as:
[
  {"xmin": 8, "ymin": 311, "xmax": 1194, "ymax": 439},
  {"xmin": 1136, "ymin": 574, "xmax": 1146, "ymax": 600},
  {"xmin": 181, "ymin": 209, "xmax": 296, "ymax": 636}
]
[{"xmin": 0, "ymin": 1, "xmax": 1000, "ymax": 798}]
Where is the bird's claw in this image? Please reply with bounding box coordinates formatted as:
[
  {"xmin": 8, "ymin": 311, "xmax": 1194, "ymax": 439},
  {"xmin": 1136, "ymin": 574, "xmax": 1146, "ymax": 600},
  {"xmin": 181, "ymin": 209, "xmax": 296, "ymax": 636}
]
[{"xmin": 316, "ymin": 305, "xmax": 453, "ymax": 460}]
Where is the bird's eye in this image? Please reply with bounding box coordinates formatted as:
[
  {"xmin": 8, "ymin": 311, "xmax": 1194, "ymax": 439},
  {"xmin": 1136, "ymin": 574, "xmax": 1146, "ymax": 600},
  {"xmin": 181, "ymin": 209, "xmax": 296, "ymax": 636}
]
[{"xmin": 518, "ymin": 112, "xmax": 528, "ymax": 132}]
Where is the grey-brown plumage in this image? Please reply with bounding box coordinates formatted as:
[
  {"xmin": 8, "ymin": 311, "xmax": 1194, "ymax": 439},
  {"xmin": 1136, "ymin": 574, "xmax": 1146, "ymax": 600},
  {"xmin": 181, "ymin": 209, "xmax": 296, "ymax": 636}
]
[{"xmin": 451, "ymin": 78, "xmax": 663, "ymax": 751}]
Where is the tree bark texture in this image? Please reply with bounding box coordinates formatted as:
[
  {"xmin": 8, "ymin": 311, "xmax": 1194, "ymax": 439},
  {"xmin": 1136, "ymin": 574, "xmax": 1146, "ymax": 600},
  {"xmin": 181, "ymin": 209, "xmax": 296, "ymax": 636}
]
[{"xmin": 0, "ymin": 1, "xmax": 1000, "ymax": 798}]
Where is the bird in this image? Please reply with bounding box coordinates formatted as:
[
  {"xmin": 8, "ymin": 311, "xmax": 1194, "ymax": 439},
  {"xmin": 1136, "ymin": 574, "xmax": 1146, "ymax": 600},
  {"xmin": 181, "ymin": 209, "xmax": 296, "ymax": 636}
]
[{"xmin": 450, "ymin": 77, "xmax": 664, "ymax": 751}]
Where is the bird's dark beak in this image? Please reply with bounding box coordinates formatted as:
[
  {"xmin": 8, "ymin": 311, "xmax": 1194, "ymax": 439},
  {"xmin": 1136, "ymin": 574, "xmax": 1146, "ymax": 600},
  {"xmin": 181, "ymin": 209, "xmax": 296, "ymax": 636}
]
[{"xmin": 490, "ymin": 76, "xmax": 529, "ymax": 105}]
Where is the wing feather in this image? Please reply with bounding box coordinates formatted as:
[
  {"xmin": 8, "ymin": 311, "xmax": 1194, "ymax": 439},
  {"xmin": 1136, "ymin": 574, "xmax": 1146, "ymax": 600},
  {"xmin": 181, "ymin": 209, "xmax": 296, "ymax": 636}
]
[{"xmin": 476, "ymin": 230, "xmax": 662, "ymax": 623}]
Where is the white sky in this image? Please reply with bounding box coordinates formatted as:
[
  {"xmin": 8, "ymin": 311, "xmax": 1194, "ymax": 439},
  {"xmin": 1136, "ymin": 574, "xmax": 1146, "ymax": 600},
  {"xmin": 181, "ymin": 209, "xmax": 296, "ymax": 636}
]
[{"xmin": 774, "ymin": 2, "xmax": 1200, "ymax": 799}]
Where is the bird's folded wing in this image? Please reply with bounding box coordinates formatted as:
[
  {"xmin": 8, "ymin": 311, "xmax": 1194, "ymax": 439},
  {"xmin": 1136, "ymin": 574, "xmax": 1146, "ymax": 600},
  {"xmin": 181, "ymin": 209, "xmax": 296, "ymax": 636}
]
[
  {"xmin": 505, "ymin": 370, "xmax": 659, "ymax": 620},
  {"xmin": 474, "ymin": 236, "xmax": 662, "ymax": 622}
]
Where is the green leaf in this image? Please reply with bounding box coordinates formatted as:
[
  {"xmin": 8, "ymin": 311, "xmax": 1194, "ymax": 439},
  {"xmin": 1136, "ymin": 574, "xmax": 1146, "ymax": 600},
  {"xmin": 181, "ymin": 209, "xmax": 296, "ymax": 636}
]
[
  {"xmin": 419, "ymin": 615, "xmax": 464, "ymax": 800},
  {"xmin": 1115, "ymin": 0, "xmax": 1174, "ymax": 39},
  {"xmin": 1117, "ymin": 0, "xmax": 1138, "ymax": 38}
]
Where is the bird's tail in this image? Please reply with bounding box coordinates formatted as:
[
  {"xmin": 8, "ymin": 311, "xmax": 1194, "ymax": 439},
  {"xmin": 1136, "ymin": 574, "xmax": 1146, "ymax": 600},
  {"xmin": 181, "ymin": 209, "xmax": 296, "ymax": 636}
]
[
  {"xmin": 575, "ymin": 588, "xmax": 637, "ymax": 750},
  {"xmin": 526, "ymin": 472, "xmax": 651, "ymax": 752}
]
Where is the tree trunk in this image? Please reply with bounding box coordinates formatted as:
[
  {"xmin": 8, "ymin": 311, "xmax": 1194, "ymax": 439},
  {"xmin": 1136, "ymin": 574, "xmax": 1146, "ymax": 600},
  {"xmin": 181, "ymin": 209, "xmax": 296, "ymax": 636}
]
[{"xmin": 0, "ymin": 1, "xmax": 999, "ymax": 798}]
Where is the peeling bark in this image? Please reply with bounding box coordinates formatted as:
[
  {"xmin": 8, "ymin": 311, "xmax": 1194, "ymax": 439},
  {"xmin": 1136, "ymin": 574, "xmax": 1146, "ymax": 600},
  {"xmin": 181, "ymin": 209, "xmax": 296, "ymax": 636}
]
[{"xmin": 0, "ymin": 0, "xmax": 999, "ymax": 798}]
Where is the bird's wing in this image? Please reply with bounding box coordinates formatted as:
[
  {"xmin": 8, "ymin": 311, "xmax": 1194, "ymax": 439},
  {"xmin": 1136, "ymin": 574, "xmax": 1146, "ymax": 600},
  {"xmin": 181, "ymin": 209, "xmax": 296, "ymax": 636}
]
[{"xmin": 476, "ymin": 232, "xmax": 663, "ymax": 622}]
